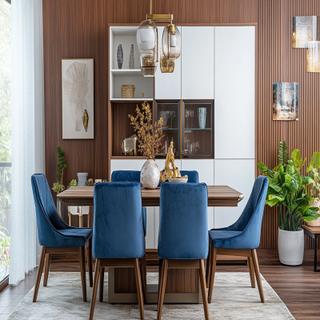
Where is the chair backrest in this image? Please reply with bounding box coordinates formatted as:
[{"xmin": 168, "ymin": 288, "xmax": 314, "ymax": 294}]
[
  {"xmin": 31, "ymin": 174, "xmax": 67, "ymax": 246},
  {"xmin": 158, "ymin": 182, "xmax": 208, "ymax": 260},
  {"xmin": 111, "ymin": 170, "xmax": 199, "ymax": 184},
  {"xmin": 93, "ymin": 182, "xmax": 145, "ymax": 259}
]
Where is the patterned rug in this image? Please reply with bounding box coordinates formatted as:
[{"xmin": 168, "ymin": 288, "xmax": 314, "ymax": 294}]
[{"xmin": 8, "ymin": 272, "xmax": 294, "ymax": 320}]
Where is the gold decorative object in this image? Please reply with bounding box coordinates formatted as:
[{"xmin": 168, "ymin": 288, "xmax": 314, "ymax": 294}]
[
  {"xmin": 82, "ymin": 109, "xmax": 89, "ymax": 132},
  {"xmin": 160, "ymin": 53, "xmax": 175, "ymax": 73},
  {"xmin": 121, "ymin": 135, "xmax": 137, "ymax": 156},
  {"xmin": 121, "ymin": 84, "xmax": 135, "ymax": 98},
  {"xmin": 160, "ymin": 141, "xmax": 188, "ymax": 182}
]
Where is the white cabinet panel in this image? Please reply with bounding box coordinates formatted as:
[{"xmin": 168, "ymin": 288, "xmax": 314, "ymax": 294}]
[
  {"xmin": 155, "ymin": 26, "xmax": 181, "ymax": 99},
  {"xmin": 182, "ymin": 27, "xmax": 214, "ymax": 99},
  {"xmin": 214, "ymin": 26, "xmax": 255, "ymax": 159},
  {"xmin": 181, "ymin": 159, "xmax": 215, "ymax": 229},
  {"xmin": 214, "ymin": 159, "xmax": 255, "ymax": 228}
]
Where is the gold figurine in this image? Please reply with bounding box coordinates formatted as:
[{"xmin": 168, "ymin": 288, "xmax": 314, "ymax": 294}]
[
  {"xmin": 160, "ymin": 141, "xmax": 188, "ymax": 182},
  {"xmin": 83, "ymin": 109, "xmax": 89, "ymax": 132}
]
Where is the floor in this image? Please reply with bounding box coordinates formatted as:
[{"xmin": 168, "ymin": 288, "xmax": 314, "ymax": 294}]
[{"xmin": 0, "ymin": 249, "xmax": 319, "ymax": 320}]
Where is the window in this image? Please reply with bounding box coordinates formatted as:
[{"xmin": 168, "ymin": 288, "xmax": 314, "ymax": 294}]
[{"xmin": 0, "ymin": 0, "xmax": 11, "ymax": 282}]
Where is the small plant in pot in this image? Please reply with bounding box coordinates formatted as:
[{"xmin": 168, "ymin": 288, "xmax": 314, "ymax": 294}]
[{"xmin": 258, "ymin": 141, "xmax": 320, "ymax": 266}]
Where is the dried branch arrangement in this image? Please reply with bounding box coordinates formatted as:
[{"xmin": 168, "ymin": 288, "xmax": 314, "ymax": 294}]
[{"xmin": 128, "ymin": 101, "xmax": 164, "ymax": 159}]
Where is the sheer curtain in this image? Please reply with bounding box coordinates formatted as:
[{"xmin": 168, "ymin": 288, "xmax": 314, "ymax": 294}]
[{"xmin": 9, "ymin": 0, "xmax": 45, "ymax": 285}]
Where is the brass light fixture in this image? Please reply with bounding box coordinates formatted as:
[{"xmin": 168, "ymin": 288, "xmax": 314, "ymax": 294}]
[{"xmin": 136, "ymin": 0, "xmax": 181, "ymax": 76}]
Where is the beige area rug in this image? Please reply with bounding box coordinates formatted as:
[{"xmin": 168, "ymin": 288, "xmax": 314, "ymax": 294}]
[{"xmin": 8, "ymin": 272, "xmax": 294, "ymax": 320}]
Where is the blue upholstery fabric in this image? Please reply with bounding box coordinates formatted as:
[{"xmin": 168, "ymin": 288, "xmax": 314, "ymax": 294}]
[
  {"xmin": 180, "ymin": 170, "xmax": 199, "ymax": 183},
  {"xmin": 158, "ymin": 182, "xmax": 208, "ymax": 260},
  {"xmin": 209, "ymin": 176, "xmax": 269, "ymax": 249},
  {"xmin": 93, "ymin": 182, "xmax": 145, "ymax": 259},
  {"xmin": 111, "ymin": 171, "xmax": 146, "ymax": 236},
  {"xmin": 31, "ymin": 174, "xmax": 92, "ymax": 247}
]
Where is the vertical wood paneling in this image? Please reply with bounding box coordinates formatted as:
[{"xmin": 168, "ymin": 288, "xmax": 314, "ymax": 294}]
[{"xmin": 43, "ymin": 0, "xmax": 318, "ymax": 248}]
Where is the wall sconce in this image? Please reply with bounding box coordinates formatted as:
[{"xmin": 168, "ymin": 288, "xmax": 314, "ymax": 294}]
[
  {"xmin": 273, "ymin": 82, "xmax": 299, "ymax": 121},
  {"xmin": 307, "ymin": 41, "xmax": 320, "ymax": 72},
  {"xmin": 136, "ymin": 0, "xmax": 181, "ymax": 77},
  {"xmin": 292, "ymin": 16, "xmax": 319, "ymax": 48}
]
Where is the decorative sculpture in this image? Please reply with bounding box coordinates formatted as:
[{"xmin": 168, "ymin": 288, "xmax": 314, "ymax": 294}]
[
  {"xmin": 117, "ymin": 44, "xmax": 123, "ymax": 69},
  {"xmin": 160, "ymin": 141, "xmax": 188, "ymax": 182},
  {"xmin": 82, "ymin": 109, "xmax": 89, "ymax": 132},
  {"xmin": 129, "ymin": 44, "xmax": 134, "ymax": 69}
]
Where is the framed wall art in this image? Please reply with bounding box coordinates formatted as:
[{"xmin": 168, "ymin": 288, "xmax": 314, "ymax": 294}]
[
  {"xmin": 62, "ymin": 58, "xmax": 94, "ymax": 139},
  {"xmin": 292, "ymin": 16, "xmax": 319, "ymax": 48},
  {"xmin": 272, "ymin": 82, "xmax": 299, "ymax": 121}
]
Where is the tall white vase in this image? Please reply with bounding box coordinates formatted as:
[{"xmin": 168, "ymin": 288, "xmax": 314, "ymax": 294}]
[
  {"xmin": 278, "ymin": 228, "xmax": 304, "ymax": 266},
  {"xmin": 77, "ymin": 172, "xmax": 88, "ymax": 186}
]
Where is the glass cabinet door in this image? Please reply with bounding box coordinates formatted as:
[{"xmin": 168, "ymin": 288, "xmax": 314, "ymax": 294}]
[
  {"xmin": 182, "ymin": 100, "xmax": 214, "ymax": 158},
  {"xmin": 155, "ymin": 101, "xmax": 180, "ymax": 158}
]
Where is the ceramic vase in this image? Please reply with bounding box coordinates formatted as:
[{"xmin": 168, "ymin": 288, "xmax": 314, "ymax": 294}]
[
  {"xmin": 140, "ymin": 159, "xmax": 160, "ymax": 189},
  {"xmin": 278, "ymin": 227, "xmax": 304, "ymax": 266},
  {"xmin": 129, "ymin": 44, "xmax": 134, "ymax": 69},
  {"xmin": 198, "ymin": 107, "xmax": 207, "ymax": 129},
  {"xmin": 77, "ymin": 172, "xmax": 88, "ymax": 186},
  {"xmin": 117, "ymin": 44, "xmax": 123, "ymax": 69}
]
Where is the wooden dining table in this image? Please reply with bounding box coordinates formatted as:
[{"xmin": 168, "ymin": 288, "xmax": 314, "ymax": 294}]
[{"xmin": 57, "ymin": 184, "xmax": 243, "ymax": 304}]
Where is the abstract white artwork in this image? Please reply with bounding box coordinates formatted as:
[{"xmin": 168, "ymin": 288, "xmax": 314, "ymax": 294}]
[{"xmin": 62, "ymin": 59, "xmax": 94, "ymax": 139}]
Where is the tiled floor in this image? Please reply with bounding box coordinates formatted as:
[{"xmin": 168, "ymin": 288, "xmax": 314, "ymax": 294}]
[{"xmin": 0, "ymin": 269, "xmax": 37, "ymax": 319}]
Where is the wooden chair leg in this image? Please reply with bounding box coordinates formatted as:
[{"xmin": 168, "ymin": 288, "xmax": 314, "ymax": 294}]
[
  {"xmin": 208, "ymin": 246, "xmax": 217, "ymax": 303},
  {"xmin": 89, "ymin": 259, "xmax": 100, "ymax": 320},
  {"xmin": 158, "ymin": 259, "xmax": 163, "ymax": 295},
  {"xmin": 248, "ymin": 256, "xmax": 255, "ymax": 288},
  {"xmin": 199, "ymin": 259, "xmax": 210, "ymax": 320},
  {"xmin": 43, "ymin": 254, "xmax": 51, "ymax": 287},
  {"xmin": 68, "ymin": 212, "xmax": 71, "ymax": 226},
  {"xmin": 252, "ymin": 249, "xmax": 264, "ymax": 303},
  {"xmin": 140, "ymin": 255, "xmax": 148, "ymax": 303},
  {"xmin": 79, "ymin": 246, "xmax": 87, "ymax": 302},
  {"xmin": 79, "ymin": 214, "xmax": 82, "ymax": 228},
  {"xmin": 206, "ymin": 242, "xmax": 212, "ymax": 288},
  {"xmin": 33, "ymin": 246, "xmax": 46, "ymax": 302},
  {"xmin": 157, "ymin": 259, "xmax": 168, "ymax": 320},
  {"xmin": 87, "ymin": 240, "xmax": 93, "ymax": 287},
  {"xmin": 134, "ymin": 258, "xmax": 145, "ymax": 320},
  {"xmin": 99, "ymin": 267, "xmax": 105, "ymax": 302}
]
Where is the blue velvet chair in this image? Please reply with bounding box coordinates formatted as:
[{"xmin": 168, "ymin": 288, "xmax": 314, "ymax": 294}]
[
  {"xmin": 31, "ymin": 174, "xmax": 93, "ymax": 303},
  {"xmin": 207, "ymin": 176, "xmax": 269, "ymax": 304},
  {"xmin": 157, "ymin": 182, "xmax": 209, "ymax": 320},
  {"xmin": 89, "ymin": 182, "xmax": 145, "ymax": 320}
]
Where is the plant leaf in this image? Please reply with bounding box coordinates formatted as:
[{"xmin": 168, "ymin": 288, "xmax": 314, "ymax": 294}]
[{"xmin": 278, "ymin": 141, "xmax": 289, "ymax": 165}]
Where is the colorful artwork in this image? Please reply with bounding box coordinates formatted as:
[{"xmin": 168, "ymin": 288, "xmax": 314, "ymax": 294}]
[
  {"xmin": 273, "ymin": 83, "xmax": 299, "ymax": 121},
  {"xmin": 292, "ymin": 16, "xmax": 319, "ymax": 48},
  {"xmin": 307, "ymin": 41, "xmax": 320, "ymax": 72}
]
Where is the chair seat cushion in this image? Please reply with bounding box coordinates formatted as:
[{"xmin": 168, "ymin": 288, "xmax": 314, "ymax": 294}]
[
  {"xmin": 209, "ymin": 230, "xmax": 243, "ymax": 248},
  {"xmin": 56, "ymin": 228, "xmax": 92, "ymax": 247}
]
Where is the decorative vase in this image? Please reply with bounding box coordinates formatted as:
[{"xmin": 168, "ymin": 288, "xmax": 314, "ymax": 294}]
[
  {"xmin": 278, "ymin": 227, "xmax": 304, "ymax": 266},
  {"xmin": 129, "ymin": 44, "xmax": 134, "ymax": 69},
  {"xmin": 307, "ymin": 200, "xmax": 320, "ymax": 226},
  {"xmin": 117, "ymin": 44, "xmax": 123, "ymax": 69},
  {"xmin": 140, "ymin": 159, "xmax": 160, "ymax": 189},
  {"xmin": 198, "ymin": 107, "xmax": 207, "ymax": 129},
  {"xmin": 77, "ymin": 172, "xmax": 88, "ymax": 186}
]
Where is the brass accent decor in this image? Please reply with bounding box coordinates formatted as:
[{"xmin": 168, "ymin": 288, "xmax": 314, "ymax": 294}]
[
  {"xmin": 82, "ymin": 109, "xmax": 89, "ymax": 132},
  {"xmin": 160, "ymin": 141, "xmax": 188, "ymax": 182},
  {"xmin": 160, "ymin": 54, "xmax": 175, "ymax": 73},
  {"xmin": 121, "ymin": 84, "xmax": 135, "ymax": 98}
]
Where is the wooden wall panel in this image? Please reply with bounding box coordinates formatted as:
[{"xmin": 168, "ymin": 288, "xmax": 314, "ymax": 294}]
[{"xmin": 43, "ymin": 0, "xmax": 319, "ymax": 248}]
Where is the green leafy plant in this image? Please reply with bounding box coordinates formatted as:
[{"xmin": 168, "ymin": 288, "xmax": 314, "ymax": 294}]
[
  {"xmin": 0, "ymin": 226, "xmax": 10, "ymax": 269},
  {"xmin": 258, "ymin": 141, "xmax": 320, "ymax": 231},
  {"xmin": 85, "ymin": 178, "xmax": 94, "ymax": 186},
  {"xmin": 52, "ymin": 147, "xmax": 67, "ymax": 194},
  {"xmin": 306, "ymin": 152, "xmax": 320, "ymax": 203},
  {"xmin": 68, "ymin": 179, "xmax": 77, "ymax": 188}
]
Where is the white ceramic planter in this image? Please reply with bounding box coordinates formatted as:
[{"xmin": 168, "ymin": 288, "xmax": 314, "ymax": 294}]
[
  {"xmin": 140, "ymin": 159, "xmax": 160, "ymax": 189},
  {"xmin": 278, "ymin": 227, "xmax": 304, "ymax": 266}
]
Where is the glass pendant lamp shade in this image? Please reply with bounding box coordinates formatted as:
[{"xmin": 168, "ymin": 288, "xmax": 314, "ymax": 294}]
[
  {"xmin": 307, "ymin": 41, "xmax": 320, "ymax": 72},
  {"xmin": 162, "ymin": 24, "xmax": 181, "ymax": 60},
  {"xmin": 137, "ymin": 20, "xmax": 158, "ymax": 77}
]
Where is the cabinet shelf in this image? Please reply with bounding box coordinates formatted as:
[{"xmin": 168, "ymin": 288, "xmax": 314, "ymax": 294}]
[
  {"xmin": 111, "ymin": 69, "xmax": 142, "ymax": 76},
  {"xmin": 110, "ymin": 98, "xmax": 153, "ymax": 101},
  {"xmin": 184, "ymin": 128, "xmax": 212, "ymax": 131},
  {"xmin": 162, "ymin": 128, "xmax": 178, "ymax": 131}
]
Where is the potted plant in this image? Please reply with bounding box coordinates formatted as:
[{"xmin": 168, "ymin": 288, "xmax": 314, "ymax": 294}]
[
  {"xmin": 306, "ymin": 152, "xmax": 320, "ymax": 226},
  {"xmin": 258, "ymin": 141, "xmax": 320, "ymax": 265},
  {"xmin": 52, "ymin": 146, "xmax": 67, "ymax": 194},
  {"xmin": 128, "ymin": 101, "xmax": 164, "ymax": 189}
]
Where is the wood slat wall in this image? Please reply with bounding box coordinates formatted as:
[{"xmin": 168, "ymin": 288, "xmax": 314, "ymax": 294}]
[{"xmin": 43, "ymin": 0, "xmax": 320, "ymax": 249}]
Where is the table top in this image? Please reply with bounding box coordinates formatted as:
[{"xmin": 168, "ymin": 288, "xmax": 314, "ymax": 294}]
[
  {"xmin": 303, "ymin": 225, "xmax": 320, "ymax": 235},
  {"xmin": 57, "ymin": 185, "xmax": 243, "ymax": 207}
]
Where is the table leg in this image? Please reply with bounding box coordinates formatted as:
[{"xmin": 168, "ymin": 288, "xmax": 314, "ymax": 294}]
[{"xmin": 57, "ymin": 198, "xmax": 62, "ymax": 217}]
